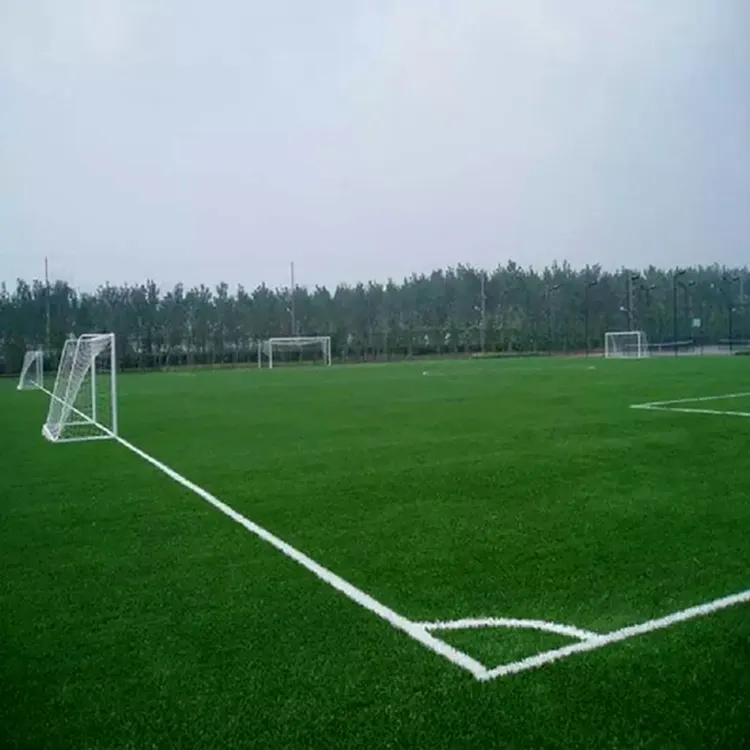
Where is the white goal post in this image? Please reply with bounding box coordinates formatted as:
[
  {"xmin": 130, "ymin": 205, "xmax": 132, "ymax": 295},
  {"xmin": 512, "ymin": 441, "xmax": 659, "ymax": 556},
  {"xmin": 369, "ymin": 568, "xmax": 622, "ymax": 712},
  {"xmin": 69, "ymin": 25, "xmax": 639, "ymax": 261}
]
[
  {"xmin": 604, "ymin": 330, "xmax": 649, "ymax": 359},
  {"xmin": 17, "ymin": 349, "xmax": 44, "ymax": 391},
  {"xmin": 261, "ymin": 336, "xmax": 332, "ymax": 369},
  {"xmin": 42, "ymin": 333, "xmax": 118, "ymax": 443}
]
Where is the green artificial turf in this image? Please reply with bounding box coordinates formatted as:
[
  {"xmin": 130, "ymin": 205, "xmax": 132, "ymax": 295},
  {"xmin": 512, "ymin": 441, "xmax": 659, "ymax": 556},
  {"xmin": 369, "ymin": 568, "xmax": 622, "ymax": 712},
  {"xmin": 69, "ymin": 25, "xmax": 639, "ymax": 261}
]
[{"xmin": 1, "ymin": 356, "xmax": 749, "ymax": 749}]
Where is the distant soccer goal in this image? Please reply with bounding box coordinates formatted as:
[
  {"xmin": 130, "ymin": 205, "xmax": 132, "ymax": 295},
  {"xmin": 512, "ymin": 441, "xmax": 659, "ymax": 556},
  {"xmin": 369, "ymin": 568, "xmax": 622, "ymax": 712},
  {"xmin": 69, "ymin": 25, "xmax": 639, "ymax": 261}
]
[
  {"xmin": 604, "ymin": 330, "xmax": 649, "ymax": 359},
  {"xmin": 17, "ymin": 349, "xmax": 44, "ymax": 391},
  {"xmin": 260, "ymin": 336, "xmax": 332, "ymax": 369},
  {"xmin": 42, "ymin": 333, "xmax": 118, "ymax": 443}
]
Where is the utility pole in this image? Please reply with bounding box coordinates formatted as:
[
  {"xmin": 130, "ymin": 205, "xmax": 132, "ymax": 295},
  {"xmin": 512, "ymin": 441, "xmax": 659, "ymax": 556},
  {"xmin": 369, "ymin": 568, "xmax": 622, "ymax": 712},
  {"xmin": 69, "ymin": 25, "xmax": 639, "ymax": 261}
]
[{"xmin": 290, "ymin": 261, "xmax": 296, "ymax": 336}]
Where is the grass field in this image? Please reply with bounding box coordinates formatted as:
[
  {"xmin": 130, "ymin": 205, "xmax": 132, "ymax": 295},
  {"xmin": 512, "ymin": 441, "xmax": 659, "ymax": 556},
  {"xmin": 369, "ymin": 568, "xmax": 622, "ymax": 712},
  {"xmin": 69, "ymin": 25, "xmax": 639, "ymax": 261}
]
[{"xmin": 2, "ymin": 356, "xmax": 750, "ymax": 749}]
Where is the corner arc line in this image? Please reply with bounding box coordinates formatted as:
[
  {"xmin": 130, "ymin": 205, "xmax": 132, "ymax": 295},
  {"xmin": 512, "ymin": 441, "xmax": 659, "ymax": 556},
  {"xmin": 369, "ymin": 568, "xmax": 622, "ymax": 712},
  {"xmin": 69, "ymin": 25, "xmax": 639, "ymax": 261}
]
[{"xmin": 416, "ymin": 617, "xmax": 600, "ymax": 641}]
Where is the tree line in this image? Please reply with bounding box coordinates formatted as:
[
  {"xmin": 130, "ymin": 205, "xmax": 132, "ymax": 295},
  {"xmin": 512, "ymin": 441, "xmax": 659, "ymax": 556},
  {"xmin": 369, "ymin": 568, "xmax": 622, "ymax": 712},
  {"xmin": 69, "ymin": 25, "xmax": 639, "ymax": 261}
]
[{"xmin": 1, "ymin": 261, "xmax": 748, "ymax": 374}]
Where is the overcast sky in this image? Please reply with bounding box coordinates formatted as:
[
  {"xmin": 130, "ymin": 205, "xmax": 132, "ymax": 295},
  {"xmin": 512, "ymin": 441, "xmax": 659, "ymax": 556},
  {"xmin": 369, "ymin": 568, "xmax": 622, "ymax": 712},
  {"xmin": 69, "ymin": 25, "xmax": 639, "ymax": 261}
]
[{"xmin": 2, "ymin": 1, "xmax": 749, "ymax": 292}]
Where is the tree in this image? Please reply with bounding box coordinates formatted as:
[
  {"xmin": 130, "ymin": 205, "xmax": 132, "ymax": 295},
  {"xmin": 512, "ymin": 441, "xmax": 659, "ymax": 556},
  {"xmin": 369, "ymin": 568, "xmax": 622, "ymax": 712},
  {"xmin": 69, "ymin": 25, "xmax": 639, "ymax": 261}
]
[{"xmin": 2, "ymin": 261, "xmax": 748, "ymax": 374}]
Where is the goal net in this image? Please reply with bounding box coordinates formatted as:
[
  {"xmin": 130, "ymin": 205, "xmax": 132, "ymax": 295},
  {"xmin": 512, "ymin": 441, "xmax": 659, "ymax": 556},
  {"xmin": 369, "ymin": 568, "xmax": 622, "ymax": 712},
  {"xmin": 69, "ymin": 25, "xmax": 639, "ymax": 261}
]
[
  {"xmin": 261, "ymin": 336, "xmax": 332, "ymax": 369},
  {"xmin": 43, "ymin": 333, "xmax": 118, "ymax": 443},
  {"xmin": 604, "ymin": 330, "xmax": 649, "ymax": 359},
  {"xmin": 17, "ymin": 349, "xmax": 44, "ymax": 391}
]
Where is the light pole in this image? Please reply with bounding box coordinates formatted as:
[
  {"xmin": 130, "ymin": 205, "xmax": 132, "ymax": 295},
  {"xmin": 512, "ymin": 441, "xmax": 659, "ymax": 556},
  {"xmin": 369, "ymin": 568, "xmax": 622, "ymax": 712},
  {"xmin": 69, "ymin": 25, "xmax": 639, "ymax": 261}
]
[
  {"xmin": 626, "ymin": 272, "xmax": 640, "ymax": 330},
  {"xmin": 480, "ymin": 271, "xmax": 487, "ymax": 354},
  {"xmin": 289, "ymin": 261, "xmax": 296, "ymax": 336},
  {"xmin": 672, "ymin": 269, "xmax": 686, "ymax": 355},
  {"xmin": 584, "ymin": 278, "xmax": 598, "ymax": 356},
  {"xmin": 722, "ymin": 274, "xmax": 740, "ymax": 351},
  {"xmin": 473, "ymin": 272, "xmax": 488, "ymax": 354},
  {"xmin": 546, "ymin": 283, "xmax": 561, "ymax": 355},
  {"xmin": 44, "ymin": 256, "xmax": 51, "ymax": 355},
  {"xmin": 677, "ymin": 279, "xmax": 695, "ymax": 344},
  {"xmin": 639, "ymin": 282, "xmax": 656, "ymax": 340}
]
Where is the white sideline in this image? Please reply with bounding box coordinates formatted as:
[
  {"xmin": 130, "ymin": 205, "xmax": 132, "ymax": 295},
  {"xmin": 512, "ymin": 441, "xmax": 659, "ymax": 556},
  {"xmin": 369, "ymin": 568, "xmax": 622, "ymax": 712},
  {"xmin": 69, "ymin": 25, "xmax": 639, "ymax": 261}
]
[
  {"xmin": 37, "ymin": 387, "xmax": 750, "ymax": 682},
  {"xmin": 114, "ymin": 434, "xmax": 490, "ymax": 681},
  {"xmin": 107, "ymin": 436, "xmax": 750, "ymax": 683},
  {"xmin": 33, "ymin": 384, "xmax": 482, "ymax": 677}
]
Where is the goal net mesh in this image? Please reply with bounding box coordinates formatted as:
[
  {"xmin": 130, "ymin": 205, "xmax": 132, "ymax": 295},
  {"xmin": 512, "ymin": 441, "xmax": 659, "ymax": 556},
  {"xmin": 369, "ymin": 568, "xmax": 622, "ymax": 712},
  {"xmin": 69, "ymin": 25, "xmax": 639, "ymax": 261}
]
[
  {"xmin": 43, "ymin": 333, "xmax": 118, "ymax": 443},
  {"xmin": 604, "ymin": 330, "xmax": 649, "ymax": 358},
  {"xmin": 261, "ymin": 336, "xmax": 332, "ymax": 368},
  {"xmin": 17, "ymin": 349, "xmax": 44, "ymax": 391}
]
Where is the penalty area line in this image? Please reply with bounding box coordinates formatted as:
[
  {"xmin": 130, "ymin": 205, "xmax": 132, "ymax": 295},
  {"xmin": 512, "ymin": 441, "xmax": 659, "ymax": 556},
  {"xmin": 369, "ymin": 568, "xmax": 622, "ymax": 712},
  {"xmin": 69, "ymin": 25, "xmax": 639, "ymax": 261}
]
[{"xmin": 111, "ymin": 434, "xmax": 489, "ymax": 681}]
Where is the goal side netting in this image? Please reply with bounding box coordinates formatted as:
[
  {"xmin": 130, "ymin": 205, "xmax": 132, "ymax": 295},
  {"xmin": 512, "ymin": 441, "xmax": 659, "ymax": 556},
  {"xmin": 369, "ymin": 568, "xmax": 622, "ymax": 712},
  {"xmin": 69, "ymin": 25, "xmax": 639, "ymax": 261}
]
[
  {"xmin": 17, "ymin": 349, "xmax": 44, "ymax": 391},
  {"xmin": 260, "ymin": 336, "xmax": 332, "ymax": 369},
  {"xmin": 43, "ymin": 333, "xmax": 118, "ymax": 443},
  {"xmin": 604, "ymin": 330, "xmax": 649, "ymax": 359}
]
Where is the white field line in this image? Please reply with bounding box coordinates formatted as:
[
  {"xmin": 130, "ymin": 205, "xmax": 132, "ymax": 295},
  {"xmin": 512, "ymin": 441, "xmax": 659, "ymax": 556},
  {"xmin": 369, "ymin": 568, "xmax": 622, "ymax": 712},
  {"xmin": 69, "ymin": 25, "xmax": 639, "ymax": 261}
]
[
  {"xmin": 481, "ymin": 588, "xmax": 750, "ymax": 681},
  {"xmin": 632, "ymin": 405, "xmax": 750, "ymax": 418},
  {"xmin": 631, "ymin": 391, "xmax": 750, "ymax": 409},
  {"xmin": 416, "ymin": 617, "xmax": 599, "ymax": 641},
  {"xmin": 36, "ymin": 387, "xmax": 750, "ymax": 682},
  {"xmin": 105, "ymin": 435, "xmax": 750, "ymax": 683},
  {"xmin": 35, "ymin": 386, "xmax": 486, "ymax": 679},
  {"xmin": 630, "ymin": 391, "xmax": 750, "ymax": 418},
  {"xmin": 114, "ymin": 435, "xmax": 490, "ymax": 680}
]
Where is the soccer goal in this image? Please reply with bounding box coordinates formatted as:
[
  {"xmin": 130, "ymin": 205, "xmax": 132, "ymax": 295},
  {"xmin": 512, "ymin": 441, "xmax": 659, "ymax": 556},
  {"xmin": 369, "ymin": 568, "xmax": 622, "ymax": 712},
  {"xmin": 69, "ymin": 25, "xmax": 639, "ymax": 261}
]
[
  {"xmin": 261, "ymin": 336, "xmax": 332, "ymax": 369},
  {"xmin": 42, "ymin": 333, "xmax": 118, "ymax": 443},
  {"xmin": 17, "ymin": 349, "xmax": 44, "ymax": 391},
  {"xmin": 604, "ymin": 330, "xmax": 649, "ymax": 358}
]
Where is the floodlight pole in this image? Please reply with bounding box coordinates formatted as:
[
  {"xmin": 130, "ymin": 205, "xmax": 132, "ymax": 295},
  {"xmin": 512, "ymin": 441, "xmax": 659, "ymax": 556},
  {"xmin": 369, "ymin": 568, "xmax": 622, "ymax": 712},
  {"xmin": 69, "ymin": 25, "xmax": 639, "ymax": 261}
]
[
  {"xmin": 546, "ymin": 282, "xmax": 561, "ymax": 355},
  {"xmin": 677, "ymin": 279, "xmax": 695, "ymax": 348},
  {"xmin": 639, "ymin": 282, "xmax": 656, "ymax": 340},
  {"xmin": 672, "ymin": 269, "xmax": 686, "ymax": 355},
  {"xmin": 290, "ymin": 262, "xmax": 296, "ymax": 336},
  {"xmin": 722, "ymin": 274, "xmax": 740, "ymax": 351},
  {"xmin": 627, "ymin": 272, "xmax": 640, "ymax": 330},
  {"xmin": 44, "ymin": 256, "xmax": 51, "ymax": 354},
  {"xmin": 584, "ymin": 278, "xmax": 598, "ymax": 356},
  {"xmin": 479, "ymin": 272, "xmax": 486, "ymax": 354}
]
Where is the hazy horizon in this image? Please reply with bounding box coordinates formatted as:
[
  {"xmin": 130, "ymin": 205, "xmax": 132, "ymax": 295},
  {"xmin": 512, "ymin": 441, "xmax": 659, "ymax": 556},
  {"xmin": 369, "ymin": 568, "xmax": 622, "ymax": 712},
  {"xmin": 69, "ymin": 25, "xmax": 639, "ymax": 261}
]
[{"xmin": 2, "ymin": 0, "xmax": 749, "ymax": 292}]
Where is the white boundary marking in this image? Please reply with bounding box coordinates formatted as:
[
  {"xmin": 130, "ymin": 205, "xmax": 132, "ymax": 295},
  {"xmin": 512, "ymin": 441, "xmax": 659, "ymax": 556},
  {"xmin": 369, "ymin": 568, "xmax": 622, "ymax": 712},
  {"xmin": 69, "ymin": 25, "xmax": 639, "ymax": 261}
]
[
  {"xmin": 112, "ymin": 435, "xmax": 750, "ymax": 682},
  {"xmin": 113, "ymin": 434, "xmax": 490, "ymax": 680},
  {"xmin": 631, "ymin": 391, "xmax": 750, "ymax": 418},
  {"xmin": 38, "ymin": 387, "xmax": 750, "ymax": 682},
  {"xmin": 416, "ymin": 617, "xmax": 600, "ymax": 641},
  {"xmin": 634, "ymin": 405, "xmax": 750, "ymax": 418},
  {"xmin": 482, "ymin": 589, "xmax": 750, "ymax": 680}
]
